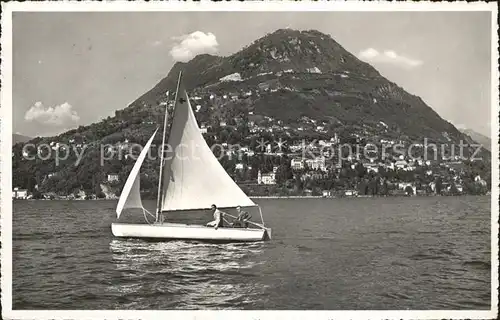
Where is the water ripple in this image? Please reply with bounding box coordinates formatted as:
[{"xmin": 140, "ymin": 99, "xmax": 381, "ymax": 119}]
[{"xmin": 12, "ymin": 197, "xmax": 491, "ymax": 310}]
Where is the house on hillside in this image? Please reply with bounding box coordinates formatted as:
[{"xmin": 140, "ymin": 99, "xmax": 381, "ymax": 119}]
[
  {"xmin": 289, "ymin": 143, "xmax": 304, "ymax": 152},
  {"xmin": 322, "ymin": 190, "xmax": 332, "ymax": 197},
  {"xmin": 305, "ymin": 157, "xmax": 326, "ymax": 171},
  {"xmin": 12, "ymin": 188, "xmax": 28, "ymax": 199},
  {"xmin": 331, "ymin": 133, "xmax": 339, "ymax": 144},
  {"xmin": 258, "ymin": 170, "xmax": 276, "ymax": 185},
  {"xmin": 107, "ymin": 174, "xmax": 119, "ymax": 183},
  {"xmin": 291, "ymin": 158, "xmax": 304, "ymax": 170},
  {"xmin": 318, "ymin": 140, "xmax": 333, "ymax": 147},
  {"xmin": 258, "ymin": 82, "xmax": 270, "ymax": 91},
  {"xmin": 364, "ymin": 162, "xmax": 379, "ymax": 173},
  {"xmin": 345, "ymin": 190, "xmax": 358, "ymax": 197},
  {"xmin": 394, "ymin": 160, "xmax": 408, "ymax": 170}
]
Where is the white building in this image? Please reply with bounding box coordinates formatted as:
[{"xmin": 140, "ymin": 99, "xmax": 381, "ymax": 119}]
[
  {"xmin": 305, "ymin": 157, "xmax": 326, "ymax": 171},
  {"xmin": 322, "ymin": 190, "xmax": 332, "ymax": 197},
  {"xmin": 364, "ymin": 163, "xmax": 379, "ymax": 173},
  {"xmin": 291, "ymin": 158, "xmax": 304, "ymax": 170},
  {"xmin": 107, "ymin": 174, "xmax": 119, "ymax": 182},
  {"xmin": 385, "ymin": 162, "xmax": 395, "ymax": 170},
  {"xmin": 330, "ymin": 133, "xmax": 339, "ymax": 144},
  {"xmin": 12, "ymin": 188, "xmax": 28, "ymax": 199},
  {"xmin": 289, "ymin": 144, "xmax": 303, "ymax": 152},
  {"xmin": 345, "ymin": 190, "xmax": 358, "ymax": 197},
  {"xmin": 258, "ymin": 170, "xmax": 276, "ymax": 185},
  {"xmin": 381, "ymin": 139, "xmax": 395, "ymax": 145},
  {"xmin": 318, "ymin": 140, "xmax": 333, "ymax": 147},
  {"xmin": 394, "ymin": 160, "xmax": 408, "ymax": 170}
]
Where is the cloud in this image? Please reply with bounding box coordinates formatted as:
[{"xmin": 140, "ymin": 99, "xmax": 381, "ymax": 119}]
[
  {"xmin": 170, "ymin": 31, "xmax": 219, "ymax": 62},
  {"xmin": 152, "ymin": 40, "xmax": 162, "ymax": 47},
  {"xmin": 24, "ymin": 101, "xmax": 80, "ymax": 126},
  {"xmin": 358, "ymin": 48, "xmax": 423, "ymax": 68}
]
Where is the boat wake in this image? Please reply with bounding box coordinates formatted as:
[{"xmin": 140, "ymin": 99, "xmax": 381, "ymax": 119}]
[{"xmin": 107, "ymin": 239, "xmax": 268, "ymax": 309}]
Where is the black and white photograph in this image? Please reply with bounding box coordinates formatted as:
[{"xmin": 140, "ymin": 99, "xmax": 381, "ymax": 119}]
[{"xmin": 1, "ymin": 2, "xmax": 498, "ymax": 319}]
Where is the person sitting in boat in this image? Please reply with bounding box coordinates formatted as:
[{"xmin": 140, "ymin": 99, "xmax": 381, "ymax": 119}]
[
  {"xmin": 206, "ymin": 204, "xmax": 225, "ymax": 229},
  {"xmin": 232, "ymin": 206, "xmax": 252, "ymax": 228}
]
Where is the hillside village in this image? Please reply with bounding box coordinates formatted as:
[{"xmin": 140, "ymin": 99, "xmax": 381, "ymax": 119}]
[
  {"xmin": 11, "ymin": 29, "xmax": 491, "ymax": 200},
  {"xmin": 12, "ymin": 87, "xmax": 491, "ymax": 200}
]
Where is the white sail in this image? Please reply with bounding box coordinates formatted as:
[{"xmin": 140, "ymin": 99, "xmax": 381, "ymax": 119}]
[
  {"xmin": 160, "ymin": 78, "xmax": 256, "ymax": 211},
  {"xmin": 116, "ymin": 129, "xmax": 158, "ymax": 218}
]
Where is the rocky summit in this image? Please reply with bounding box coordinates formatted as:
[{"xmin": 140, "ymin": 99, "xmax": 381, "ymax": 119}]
[{"xmin": 133, "ymin": 28, "xmax": 468, "ymax": 144}]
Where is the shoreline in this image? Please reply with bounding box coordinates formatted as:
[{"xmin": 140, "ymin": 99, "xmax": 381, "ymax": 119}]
[
  {"xmin": 250, "ymin": 194, "xmax": 479, "ymax": 199},
  {"xmin": 14, "ymin": 193, "xmax": 489, "ymax": 201}
]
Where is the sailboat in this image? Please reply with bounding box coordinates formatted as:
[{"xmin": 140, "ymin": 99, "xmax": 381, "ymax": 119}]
[{"xmin": 111, "ymin": 72, "xmax": 272, "ymax": 242}]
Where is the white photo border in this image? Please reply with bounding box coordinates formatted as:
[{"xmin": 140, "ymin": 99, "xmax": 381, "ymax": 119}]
[{"xmin": 1, "ymin": 1, "xmax": 498, "ymax": 320}]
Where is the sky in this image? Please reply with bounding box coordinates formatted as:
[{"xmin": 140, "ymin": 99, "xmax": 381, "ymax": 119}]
[{"xmin": 12, "ymin": 11, "xmax": 493, "ymax": 138}]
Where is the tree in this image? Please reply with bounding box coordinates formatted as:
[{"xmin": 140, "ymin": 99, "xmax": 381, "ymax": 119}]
[
  {"xmin": 97, "ymin": 191, "xmax": 106, "ymax": 199},
  {"xmin": 32, "ymin": 190, "xmax": 44, "ymax": 199},
  {"xmin": 275, "ymin": 162, "xmax": 293, "ymax": 185},
  {"xmin": 449, "ymin": 183, "xmax": 460, "ymax": 196},
  {"xmin": 355, "ymin": 163, "xmax": 367, "ymax": 178},
  {"xmin": 357, "ymin": 179, "xmax": 368, "ymax": 195},
  {"xmin": 404, "ymin": 185, "xmax": 414, "ymax": 196},
  {"xmin": 380, "ymin": 178, "xmax": 389, "ymax": 196},
  {"xmin": 294, "ymin": 175, "xmax": 303, "ymax": 192}
]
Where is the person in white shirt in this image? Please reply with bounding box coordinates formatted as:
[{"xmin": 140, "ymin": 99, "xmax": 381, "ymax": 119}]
[{"xmin": 206, "ymin": 204, "xmax": 226, "ymax": 229}]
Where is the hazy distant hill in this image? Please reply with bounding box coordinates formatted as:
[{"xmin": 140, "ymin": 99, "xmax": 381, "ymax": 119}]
[
  {"xmin": 460, "ymin": 128, "xmax": 491, "ymax": 151},
  {"xmin": 13, "ymin": 133, "xmax": 32, "ymax": 144}
]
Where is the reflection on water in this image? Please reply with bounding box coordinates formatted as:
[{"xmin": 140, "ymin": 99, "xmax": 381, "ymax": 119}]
[{"xmin": 108, "ymin": 239, "xmax": 268, "ymax": 309}]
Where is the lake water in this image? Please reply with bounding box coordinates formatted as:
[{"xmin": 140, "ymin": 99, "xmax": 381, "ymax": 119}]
[{"xmin": 12, "ymin": 196, "xmax": 491, "ymax": 310}]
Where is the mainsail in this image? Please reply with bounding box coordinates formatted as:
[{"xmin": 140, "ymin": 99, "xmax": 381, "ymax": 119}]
[
  {"xmin": 160, "ymin": 76, "xmax": 256, "ymax": 211},
  {"xmin": 116, "ymin": 129, "xmax": 158, "ymax": 218}
]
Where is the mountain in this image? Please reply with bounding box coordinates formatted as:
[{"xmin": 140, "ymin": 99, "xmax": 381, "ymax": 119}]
[
  {"xmin": 13, "ymin": 133, "xmax": 32, "ymax": 144},
  {"xmin": 459, "ymin": 128, "xmax": 491, "ymax": 151},
  {"xmin": 12, "ymin": 28, "xmax": 490, "ymax": 196},
  {"xmin": 132, "ymin": 28, "xmax": 469, "ymax": 145}
]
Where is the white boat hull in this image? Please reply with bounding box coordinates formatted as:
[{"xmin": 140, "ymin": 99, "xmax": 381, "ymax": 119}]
[{"xmin": 111, "ymin": 222, "xmax": 271, "ymax": 242}]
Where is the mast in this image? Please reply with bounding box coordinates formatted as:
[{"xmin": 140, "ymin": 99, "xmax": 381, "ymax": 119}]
[{"xmin": 156, "ymin": 71, "xmax": 182, "ymax": 221}]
